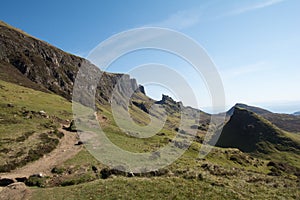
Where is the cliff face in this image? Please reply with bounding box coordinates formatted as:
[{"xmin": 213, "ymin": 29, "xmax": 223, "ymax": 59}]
[
  {"xmin": 0, "ymin": 21, "xmax": 142, "ymax": 104},
  {"xmin": 0, "ymin": 21, "xmax": 81, "ymax": 99}
]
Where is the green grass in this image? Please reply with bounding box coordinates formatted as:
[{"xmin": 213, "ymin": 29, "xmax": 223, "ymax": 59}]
[
  {"xmin": 30, "ymin": 177, "xmax": 233, "ymax": 200},
  {"xmin": 0, "ymin": 79, "xmax": 72, "ymax": 138},
  {"xmin": 62, "ymin": 148, "xmax": 101, "ymax": 167},
  {"xmin": 30, "ymin": 176, "xmax": 299, "ymax": 200},
  {"xmin": 0, "ymin": 80, "xmax": 72, "ymax": 119},
  {"xmin": 0, "ymin": 80, "xmax": 72, "ymax": 171},
  {"xmin": 0, "ymin": 79, "xmax": 71, "ymax": 138}
]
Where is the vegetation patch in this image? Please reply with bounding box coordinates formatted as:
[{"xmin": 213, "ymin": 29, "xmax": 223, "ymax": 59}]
[{"xmin": 25, "ymin": 175, "xmax": 47, "ymax": 188}]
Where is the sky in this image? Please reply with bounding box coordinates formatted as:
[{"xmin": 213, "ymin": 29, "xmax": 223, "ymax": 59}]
[{"xmin": 1, "ymin": 0, "xmax": 300, "ymax": 113}]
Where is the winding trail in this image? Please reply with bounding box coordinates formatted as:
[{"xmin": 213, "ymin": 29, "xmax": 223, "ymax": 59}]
[{"xmin": 0, "ymin": 128, "xmax": 82, "ymax": 180}]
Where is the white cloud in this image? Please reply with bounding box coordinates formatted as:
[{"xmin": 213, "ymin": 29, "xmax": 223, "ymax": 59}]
[
  {"xmin": 228, "ymin": 0, "xmax": 285, "ymax": 16},
  {"xmin": 147, "ymin": 9, "xmax": 201, "ymax": 30}
]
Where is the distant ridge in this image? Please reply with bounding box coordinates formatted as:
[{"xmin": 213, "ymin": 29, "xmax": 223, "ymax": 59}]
[
  {"xmin": 226, "ymin": 103, "xmax": 271, "ymax": 116},
  {"xmin": 217, "ymin": 107, "xmax": 300, "ymax": 154},
  {"xmin": 293, "ymin": 111, "xmax": 300, "ymax": 116},
  {"xmin": 227, "ymin": 103, "xmax": 300, "ymax": 133}
]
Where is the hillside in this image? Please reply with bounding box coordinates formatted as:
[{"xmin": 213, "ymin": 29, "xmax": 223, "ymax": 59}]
[
  {"xmin": 217, "ymin": 106, "xmax": 300, "ymax": 171},
  {"xmin": 0, "ymin": 21, "xmax": 299, "ymax": 199},
  {"xmin": 0, "ymin": 79, "xmax": 73, "ymax": 172},
  {"xmin": 0, "ymin": 79, "xmax": 299, "ymax": 199},
  {"xmin": 219, "ymin": 107, "xmax": 300, "ymax": 153}
]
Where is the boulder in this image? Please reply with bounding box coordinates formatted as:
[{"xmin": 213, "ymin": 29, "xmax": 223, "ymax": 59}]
[
  {"xmin": 75, "ymin": 141, "xmax": 83, "ymax": 146},
  {"xmin": 0, "ymin": 178, "xmax": 14, "ymax": 187},
  {"xmin": 7, "ymin": 103, "xmax": 14, "ymax": 108},
  {"xmin": 15, "ymin": 177, "xmax": 27, "ymax": 183},
  {"xmin": 0, "ymin": 182, "xmax": 30, "ymax": 200},
  {"xmin": 100, "ymin": 168, "xmax": 112, "ymax": 179},
  {"xmin": 64, "ymin": 120, "xmax": 77, "ymax": 132},
  {"xmin": 92, "ymin": 165, "xmax": 98, "ymax": 173}
]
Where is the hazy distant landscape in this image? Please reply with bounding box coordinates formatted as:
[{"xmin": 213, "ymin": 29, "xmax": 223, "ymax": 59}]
[{"xmin": 0, "ymin": 1, "xmax": 300, "ymax": 200}]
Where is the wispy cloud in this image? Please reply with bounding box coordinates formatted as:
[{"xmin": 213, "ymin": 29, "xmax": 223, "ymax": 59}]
[
  {"xmin": 146, "ymin": 0, "xmax": 285, "ymax": 30},
  {"xmin": 228, "ymin": 0, "xmax": 285, "ymax": 16},
  {"xmin": 88, "ymin": 29, "xmax": 169, "ymax": 69},
  {"xmin": 221, "ymin": 61, "xmax": 270, "ymax": 79},
  {"xmin": 146, "ymin": 9, "xmax": 201, "ymax": 30}
]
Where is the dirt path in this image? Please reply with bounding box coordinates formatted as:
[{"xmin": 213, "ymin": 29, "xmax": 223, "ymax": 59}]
[{"xmin": 0, "ymin": 128, "xmax": 82, "ymax": 180}]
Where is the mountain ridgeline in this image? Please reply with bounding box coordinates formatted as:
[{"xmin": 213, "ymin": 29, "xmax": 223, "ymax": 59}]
[{"xmin": 0, "ymin": 20, "xmax": 206, "ymax": 117}]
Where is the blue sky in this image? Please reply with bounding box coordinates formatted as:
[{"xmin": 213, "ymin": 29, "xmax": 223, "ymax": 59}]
[{"xmin": 1, "ymin": 0, "xmax": 300, "ymax": 113}]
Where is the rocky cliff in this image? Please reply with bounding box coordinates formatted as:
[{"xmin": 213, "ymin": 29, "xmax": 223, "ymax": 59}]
[{"xmin": 0, "ymin": 21, "xmax": 143, "ymax": 105}]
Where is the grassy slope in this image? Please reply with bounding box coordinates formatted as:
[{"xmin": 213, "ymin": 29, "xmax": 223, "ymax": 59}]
[
  {"xmin": 30, "ymin": 176, "xmax": 299, "ymax": 200},
  {"xmin": 0, "ymin": 80, "xmax": 299, "ymax": 199},
  {"xmin": 216, "ymin": 107, "xmax": 300, "ymax": 169},
  {"xmin": 0, "ymin": 80, "xmax": 72, "ymax": 171},
  {"xmin": 0, "ymin": 79, "xmax": 72, "ymax": 137},
  {"xmin": 30, "ymin": 100, "xmax": 299, "ymax": 199}
]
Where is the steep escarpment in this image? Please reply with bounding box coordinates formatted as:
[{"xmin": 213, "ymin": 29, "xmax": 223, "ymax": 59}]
[
  {"xmin": 0, "ymin": 21, "xmax": 80, "ymax": 99},
  {"xmin": 0, "ymin": 21, "xmax": 143, "ymax": 104}
]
